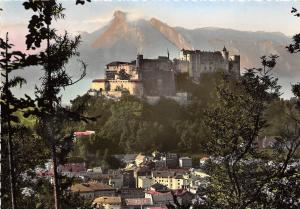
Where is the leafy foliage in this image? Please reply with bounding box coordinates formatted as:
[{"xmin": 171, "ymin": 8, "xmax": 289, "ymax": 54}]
[
  {"xmin": 194, "ymin": 56, "xmax": 300, "ymax": 209},
  {"xmin": 287, "ymin": 8, "xmax": 300, "ymax": 53}
]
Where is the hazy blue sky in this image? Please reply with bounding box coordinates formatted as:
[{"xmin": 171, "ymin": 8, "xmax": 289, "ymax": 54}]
[{"xmin": 2, "ymin": 0, "xmax": 300, "ymax": 36}]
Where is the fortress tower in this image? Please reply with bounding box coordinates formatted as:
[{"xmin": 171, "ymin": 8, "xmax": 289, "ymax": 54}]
[
  {"xmin": 176, "ymin": 47, "xmax": 240, "ymax": 81},
  {"xmin": 221, "ymin": 46, "xmax": 229, "ymax": 60}
]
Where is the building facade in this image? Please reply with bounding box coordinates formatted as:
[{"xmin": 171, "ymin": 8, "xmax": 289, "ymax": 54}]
[
  {"xmin": 90, "ymin": 47, "xmax": 240, "ymax": 100},
  {"xmin": 177, "ymin": 47, "xmax": 240, "ymax": 81},
  {"xmin": 179, "ymin": 157, "xmax": 193, "ymax": 168},
  {"xmin": 90, "ymin": 55, "xmax": 175, "ymax": 99}
]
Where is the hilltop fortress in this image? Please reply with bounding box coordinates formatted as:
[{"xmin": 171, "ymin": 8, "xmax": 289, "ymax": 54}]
[
  {"xmin": 176, "ymin": 47, "xmax": 240, "ymax": 81},
  {"xmin": 89, "ymin": 47, "xmax": 240, "ymax": 103}
]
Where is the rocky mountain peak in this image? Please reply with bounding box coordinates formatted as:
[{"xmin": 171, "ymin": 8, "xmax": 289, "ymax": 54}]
[
  {"xmin": 113, "ymin": 10, "xmax": 127, "ymax": 21},
  {"xmin": 91, "ymin": 10, "xmax": 132, "ymax": 48},
  {"xmin": 149, "ymin": 18, "xmax": 192, "ymax": 50}
]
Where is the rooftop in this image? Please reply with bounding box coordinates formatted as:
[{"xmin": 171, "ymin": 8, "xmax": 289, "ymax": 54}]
[
  {"xmin": 152, "ymin": 170, "xmax": 175, "ymax": 178},
  {"xmin": 71, "ymin": 182, "xmax": 114, "ymax": 193},
  {"xmin": 125, "ymin": 198, "xmax": 152, "ymax": 206},
  {"xmin": 106, "ymin": 61, "xmax": 132, "ymax": 67},
  {"xmin": 150, "ymin": 183, "xmax": 169, "ymax": 191},
  {"xmin": 93, "ymin": 196, "xmax": 121, "ymax": 205},
  {"xmin": 147, "ymin": 207, "xmax": 168, "ymax": 209},
  {"xmin": 146, "ymin": 190, "xmax": 172, "ymax": 195}
]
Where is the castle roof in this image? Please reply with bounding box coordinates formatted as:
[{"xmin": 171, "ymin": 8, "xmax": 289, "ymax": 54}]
[
  {"xmin": 106, "ymin": 61, "xmax": 132, "ymax": 66},
  {"xmin": 92, "ymin": 79, "xmax": 142, "ymax": 83},
  {"xmin": 181, "ymin": 48, "xmax": 224, "ymax": 57}
]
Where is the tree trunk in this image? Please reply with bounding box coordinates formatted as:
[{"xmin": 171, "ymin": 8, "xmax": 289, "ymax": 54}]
[
  {"xmin": 5, "ymin": 33, "xmax": 17, "ymax": 209},
  {"xmin": 7, "ymin": 125, "xmax": 16, "ymax": 209},
  {"xmin": 51, "ymin": 142, "xmax": 60, "ymax": 209},
  {"xmin": 45, "ymin": 23, "xmax": 60, "ymax": 209}
]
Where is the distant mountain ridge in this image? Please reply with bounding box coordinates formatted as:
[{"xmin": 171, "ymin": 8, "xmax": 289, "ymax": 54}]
[
  {"xmin": 14, "ymin": 10, "xmax": 300, "ymax": 102},
  {"xmin": 79, "ymin": 11, "xmax": 297, "ymax": 79}
]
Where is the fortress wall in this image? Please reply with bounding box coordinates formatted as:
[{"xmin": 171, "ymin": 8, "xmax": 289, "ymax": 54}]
[
  {"xmin": 107, "ymin": 64, "xmax": 137, "ymax": 79},
  {"xmin": 91, "ymin": 81, "xmax": 106, "ymax": 91},
  {"xmin": 141, "ymin": 70, "xmax": 176, "ymax": 96},
  {"xmin": 105, "ymin": 80, "xmax": 143, "ymax": 97},
  {"xmin": 140, "ymin": 58, "xmax": 172, "ymax": 72},
  {"xmin": 229, "ymin": 55, "xmax": 241, "ymax": 76},
  {"xmin": 107, "ymin": 64, "xmax": 134, "ymax": 73},
  {"xmin": 91, "ymin": 80, "xmax": 143, "ymax": 97},
  {"xmin": 179, "ymin": 49, "xmax": 240, "ymax": 81},
  {"xmin": 173, "ymin": 59, "xmax": 189, "ymax": 73},
  {"xmin": 189, "ymin": 52, "xmax": 229, "ymax": 80}
]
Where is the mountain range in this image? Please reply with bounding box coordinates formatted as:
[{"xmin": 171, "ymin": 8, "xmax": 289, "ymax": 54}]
[{"xmin": 15, "ymin": 10, "xmax": 300, "ymax": 102}]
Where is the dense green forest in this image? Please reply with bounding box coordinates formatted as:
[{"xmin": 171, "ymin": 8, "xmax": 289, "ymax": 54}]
[{"xmin": 68, "ymin": 72, "xmax": 296, "ymax": 163}]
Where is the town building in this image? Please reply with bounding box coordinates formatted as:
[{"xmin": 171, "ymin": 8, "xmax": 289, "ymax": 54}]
[
  {"xmin": 149, "ymin": 183, "xmax": 169, "ymax": 192},
  {"xmin": 161, "ymin": 153, "xmax": 178, "ymax": 168},
  {"xmin": 173, "ymin": 189, "xmax": 194, "ymax": 206},
  {"xmin": 137, "ymin": 176, "xmax": 155, "ymax": 189},
  {"xmin": 179, "ymin": 157, "xmax": 193, "ymax": 168},
  {"xmin": 93, "ymin": 196, "xmax": 122, "ymax": 209},
  {"xmin": 151, "ymin": 170, "xmax": 189, "ymax": 190},
  {"xmin": 113, "ymin": 154, "xmax": 138, "ymax": 164},
  {"xmin": 134, "ymin": 166, "xmax": 152, "ymax": 188},
  {"xmin": 135, "ymin": 153, "xmax": 149, "ymax": 166},
  {"xmin": 125, "ymin": 198, "xmax": 153, "ymax": 209},
  {"xmin": 145, "ymin": 190, "xmax": 174, "ymax": 207},
  {"xmin": 117, "ymin": 188, "xmax": 145, "ymax": 199},
  {"xmin": 58, "ymin": 163, "xmax": 86, "ymax": 173},
  {"xmin": 108, "ymin": 174, "xmax": 124, "ymax": 189},
  {"xmin": 71, "ymin": 182, "xmax": 116, "ymax": 199}
]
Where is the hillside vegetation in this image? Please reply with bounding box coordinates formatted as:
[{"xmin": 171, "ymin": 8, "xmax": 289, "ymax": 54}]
[{"xmin": 68, "ymin": 72, "xmax": 294, "ymax": 164}]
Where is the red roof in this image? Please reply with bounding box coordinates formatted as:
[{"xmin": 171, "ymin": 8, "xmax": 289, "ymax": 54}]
[{"xmin": 74, "ymin": 131, "xmax": 95, "ymax": 137}]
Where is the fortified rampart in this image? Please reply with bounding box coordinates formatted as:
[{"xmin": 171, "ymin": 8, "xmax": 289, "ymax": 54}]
[
  {"xmin": 176, "ymin": 46, "xmax": 240, "ymax": 82},
  {"xmin": 89, "ymin": 47, "xmax": 240, "ymax": 102}
]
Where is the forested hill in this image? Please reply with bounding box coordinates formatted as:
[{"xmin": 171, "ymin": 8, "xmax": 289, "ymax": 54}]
[{"xmin": 68, "ymin": 73, "xmax": 294, "ymax": 163}]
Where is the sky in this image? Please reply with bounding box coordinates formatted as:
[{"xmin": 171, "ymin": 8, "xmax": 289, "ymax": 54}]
[
  {"xmin": 1, "ymin": 0, "xmax": 300, "ymax": 103},
  {"xmin": 1, "ymin": 0, "xmax": 300, "ymax": 37}
]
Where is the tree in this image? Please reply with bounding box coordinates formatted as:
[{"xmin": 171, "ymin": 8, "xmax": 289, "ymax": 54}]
[
  {"xmin": 22, "ymin": 1, "xmax": 91, "ymax": 208},
  {"xmin": 0, "ymin": 33, "xmax": 32, "ymax": 209},
  {"xmin": 195, "ymin": 55, "xmax": 299, "ymax": 208},
  {"xmin": 287, "ymin": 7, "xmax": 300, "ymax": 54}
]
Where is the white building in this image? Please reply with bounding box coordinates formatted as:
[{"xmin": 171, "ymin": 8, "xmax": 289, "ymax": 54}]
[{"xmin": 137, "ymin": 176, "xmax": 155, "ymax": 189}]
